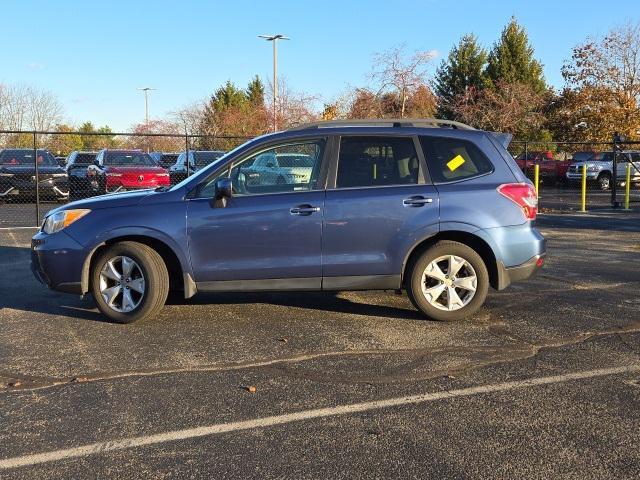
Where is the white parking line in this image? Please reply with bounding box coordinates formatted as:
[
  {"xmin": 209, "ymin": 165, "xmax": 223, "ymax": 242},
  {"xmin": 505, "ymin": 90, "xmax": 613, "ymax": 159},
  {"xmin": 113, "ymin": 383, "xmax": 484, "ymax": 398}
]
[{"xmin": 1, "ymin": 364, "xmax": 638, "ymax": 470}]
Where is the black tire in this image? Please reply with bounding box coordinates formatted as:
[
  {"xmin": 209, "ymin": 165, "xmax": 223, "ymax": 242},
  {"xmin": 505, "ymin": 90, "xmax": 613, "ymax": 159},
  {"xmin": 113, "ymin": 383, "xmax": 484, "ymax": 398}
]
[
  {"xmin": 597, "ymin": 172, "xmax": 612, "ymax": 191},
  {"xmin": 90, "ymin": 241, "xmax": 169, "ymax": 324},
  {"xmin": 406, "ymin": 241, "xmax": 489, "ymax": 322}
]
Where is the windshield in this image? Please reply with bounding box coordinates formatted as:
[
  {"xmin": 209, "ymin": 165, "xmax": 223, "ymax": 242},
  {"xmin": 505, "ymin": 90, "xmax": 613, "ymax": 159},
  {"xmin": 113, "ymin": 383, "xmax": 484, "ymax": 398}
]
[
  {"xmin": 192, "ymin": 151, "xmax": 224, "ymax": 167},
  {"xmin": 0, "ymin": 150, "xmax": 56, "ymax": 166},
  {"xmin": 73, "ymin": 153, "xmax": 97, "ymax": 165},
  {"xmin": 572, "ymin": 152, "xmax": 596, "ymax": 162},
  {"xmin": 104, "ymin": 152, "xmax": 156, "ymax": 166}
]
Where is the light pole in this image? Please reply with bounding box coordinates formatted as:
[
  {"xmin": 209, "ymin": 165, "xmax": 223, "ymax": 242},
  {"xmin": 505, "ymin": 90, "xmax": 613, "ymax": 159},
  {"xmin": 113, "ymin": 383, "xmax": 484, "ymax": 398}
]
[
  {"xmin": 137, "ymin": 87, "xmax": 156, "ymax": 128},
  {"xmin": 258, "ymin": 34, "xmax": 289, "ymax": 132}
]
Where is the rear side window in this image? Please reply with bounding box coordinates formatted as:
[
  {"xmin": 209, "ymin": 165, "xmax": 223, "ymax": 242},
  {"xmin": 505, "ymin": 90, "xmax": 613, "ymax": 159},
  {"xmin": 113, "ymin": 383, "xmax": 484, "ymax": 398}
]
[
  {"xmin": 336, "ymin": 136, "xmax": 420, "ymax": 188},
  {"xmin": 420, "ymin": 136, "xmax": 493, "ymax": 183}
]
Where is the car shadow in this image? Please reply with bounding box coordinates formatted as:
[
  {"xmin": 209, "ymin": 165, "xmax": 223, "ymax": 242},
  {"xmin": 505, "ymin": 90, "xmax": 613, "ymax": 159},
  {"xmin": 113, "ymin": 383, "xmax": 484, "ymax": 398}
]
[
  {"xmin": 1, "ymin": 245, "xmax": 422, "ymax": 323},
  {"xmin": 167, "ymin": 290, "xmax": 423, "ymax": 321}
]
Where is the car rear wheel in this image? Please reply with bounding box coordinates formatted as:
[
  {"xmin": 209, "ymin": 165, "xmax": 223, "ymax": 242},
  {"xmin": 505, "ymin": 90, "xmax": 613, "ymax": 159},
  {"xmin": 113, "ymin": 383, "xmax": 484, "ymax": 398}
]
[
  {"xmin": 406, "ymin": 241, "xmax": 489, "ymax": 321},
  {"xmin": 597, "ymin": 172, "xmax": 611, "ymax": 190},
  {"xmin": 90, "ymin": 241, "xmax": 169, "ymax": 323}
]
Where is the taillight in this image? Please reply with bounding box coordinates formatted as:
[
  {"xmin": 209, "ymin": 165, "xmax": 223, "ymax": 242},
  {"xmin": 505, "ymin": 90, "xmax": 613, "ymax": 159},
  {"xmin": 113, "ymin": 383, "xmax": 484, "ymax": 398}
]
[{"xmin": 497, "ymin": 183, "xmax": 538, "ymax": 220}]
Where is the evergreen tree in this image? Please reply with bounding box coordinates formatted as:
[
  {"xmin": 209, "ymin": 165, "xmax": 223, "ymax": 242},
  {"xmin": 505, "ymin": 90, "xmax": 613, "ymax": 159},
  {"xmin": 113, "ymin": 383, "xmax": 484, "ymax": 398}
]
[
  {"xmin": 212, "ymin": 80, "xmax": 248, "ymax": 111},
  {"xmin": 485, "ymin": 17, "xmax": 546, "ymax": 92},
  {"xmin": 246, "ymin": 75, "xmax": 265, "ymax": 107},
  {"xmin": 433, "ymin": 34, "xmax": 487, "ymax": 119}
]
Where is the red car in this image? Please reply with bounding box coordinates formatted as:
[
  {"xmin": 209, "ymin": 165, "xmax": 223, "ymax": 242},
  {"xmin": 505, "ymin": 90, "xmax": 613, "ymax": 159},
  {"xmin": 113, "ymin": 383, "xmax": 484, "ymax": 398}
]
[
  {"xmin": 87, "ymin": 149, "xmax": 170, "ymax": 194},
  {"xmin": 514, "ymin": 150, "xmax": 571, "ymax": 184}
]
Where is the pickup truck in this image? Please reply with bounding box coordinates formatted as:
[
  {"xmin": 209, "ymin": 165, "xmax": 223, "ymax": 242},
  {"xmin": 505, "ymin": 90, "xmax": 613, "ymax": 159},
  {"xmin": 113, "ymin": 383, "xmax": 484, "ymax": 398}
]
[
  {"xmin": 566, "ymin": 151, "xmax": 640, "ymax": 190},
  {"xmin": 514, "ymin": 151, "xmax": 571, "ymax": 185}
]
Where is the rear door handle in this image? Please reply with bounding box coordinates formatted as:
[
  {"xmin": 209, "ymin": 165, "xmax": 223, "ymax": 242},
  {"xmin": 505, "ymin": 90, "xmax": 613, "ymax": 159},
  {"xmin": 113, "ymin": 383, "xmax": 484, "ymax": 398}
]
[
  {"xmin": 290, "ymin": 204, "xmax": 321, "ymax": 216},
  {"xmin": 403, "ymin": 196, "xmax": 433, "ymax": 207}
]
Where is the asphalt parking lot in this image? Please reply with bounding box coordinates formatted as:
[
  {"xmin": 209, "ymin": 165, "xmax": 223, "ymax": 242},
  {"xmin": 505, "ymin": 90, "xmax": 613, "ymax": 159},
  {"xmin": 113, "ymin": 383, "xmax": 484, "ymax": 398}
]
[{"xmin": 1, "ymin": 212, "xmax": 639, "ymax": 478}]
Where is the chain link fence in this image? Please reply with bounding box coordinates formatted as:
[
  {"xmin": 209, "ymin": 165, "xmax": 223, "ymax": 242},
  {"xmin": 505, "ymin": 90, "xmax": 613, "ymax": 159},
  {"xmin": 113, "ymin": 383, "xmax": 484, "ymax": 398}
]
[
  {"xmin": 0, "ymin": 130, "xmax": 251, "ymax": 227},
  {"xmin": 509, "ymin": 139, "xmax": 640, "ymax": 212},
  {"xmin": 2, "ymin": 130, "xmax": 640, "ymax": 228}
]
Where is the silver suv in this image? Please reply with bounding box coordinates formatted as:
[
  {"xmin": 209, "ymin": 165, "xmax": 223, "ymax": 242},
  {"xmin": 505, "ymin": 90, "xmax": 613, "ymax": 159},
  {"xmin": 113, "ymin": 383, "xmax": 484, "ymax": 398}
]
[{"xmin": 566, "ymin": 151, "xmax": 640, "ymax": 190}]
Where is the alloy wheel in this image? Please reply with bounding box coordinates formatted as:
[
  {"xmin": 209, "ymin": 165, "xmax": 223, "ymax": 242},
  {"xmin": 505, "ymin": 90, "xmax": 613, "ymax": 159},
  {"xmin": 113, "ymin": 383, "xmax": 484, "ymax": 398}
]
[
  {"xmin": 99, "ymin": 256, "xmax": 146, "ymax": 312},
  {"xmin": 421, "ymin": 255, "xmax": 477, "ymax": 311}
]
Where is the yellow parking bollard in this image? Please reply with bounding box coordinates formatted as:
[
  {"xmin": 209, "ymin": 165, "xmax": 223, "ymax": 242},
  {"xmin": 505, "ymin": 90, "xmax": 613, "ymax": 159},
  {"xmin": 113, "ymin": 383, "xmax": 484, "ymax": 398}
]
[
  {"xmin": 534, "ymin": 164, "xmax": 539, "ymax": 199},
  {"xmin": 581, "ymin": 164, "xmax": 587, "ymax": 212},
  {"xmin": 624, "ymin": 163, "xmax": 631, "ymax": 210}
]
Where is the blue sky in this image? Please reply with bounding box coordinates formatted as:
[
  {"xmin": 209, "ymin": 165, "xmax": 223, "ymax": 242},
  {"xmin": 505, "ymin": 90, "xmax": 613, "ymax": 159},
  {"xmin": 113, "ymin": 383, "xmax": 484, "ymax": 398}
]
[{"xmin": 1, "ymin": 0, "xmax": 638, "ymax": 131}]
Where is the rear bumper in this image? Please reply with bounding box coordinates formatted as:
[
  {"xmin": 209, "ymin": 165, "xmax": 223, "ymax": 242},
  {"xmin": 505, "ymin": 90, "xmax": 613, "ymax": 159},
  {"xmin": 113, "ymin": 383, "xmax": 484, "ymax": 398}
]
[{"xmin": 497, "ymin": 254, "xmax": 546, "ymax": 290}]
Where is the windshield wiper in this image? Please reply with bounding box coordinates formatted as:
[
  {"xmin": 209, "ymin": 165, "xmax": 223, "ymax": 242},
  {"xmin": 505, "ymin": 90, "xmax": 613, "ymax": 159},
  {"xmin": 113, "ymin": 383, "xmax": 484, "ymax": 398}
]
[{"xmin": 154, "ymin": 186, "xmax": 170, "ymax": 192}]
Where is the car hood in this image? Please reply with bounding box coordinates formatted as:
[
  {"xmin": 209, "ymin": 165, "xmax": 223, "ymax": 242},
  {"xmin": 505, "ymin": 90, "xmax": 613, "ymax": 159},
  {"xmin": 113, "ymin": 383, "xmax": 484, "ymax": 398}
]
[
  {"xmin": 50, "ymin": 189, "xmax": 156, "ymax": 216},
  {"xmin": 105, "ymin": 165, "xmax": 168, "ymax": 174},
  {"xmin": 0, "ymin": 165, "xmax": 65, "ymax": 174}
]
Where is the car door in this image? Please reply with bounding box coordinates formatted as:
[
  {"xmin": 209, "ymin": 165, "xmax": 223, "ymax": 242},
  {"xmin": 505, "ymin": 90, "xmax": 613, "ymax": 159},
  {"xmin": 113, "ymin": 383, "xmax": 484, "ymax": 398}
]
[
  {"xmin": 322, "ymin": 135, "xmax": 439, "ymax": 289},
  {"xmin": 186, "ymin": 138, "xmax": 328, "ymax": 290}
]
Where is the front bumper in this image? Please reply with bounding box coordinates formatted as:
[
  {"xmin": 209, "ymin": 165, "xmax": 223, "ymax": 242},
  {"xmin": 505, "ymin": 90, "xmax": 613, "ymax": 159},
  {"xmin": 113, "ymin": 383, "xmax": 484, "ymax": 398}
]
[
  {"xmin": 31, "ymin": 230, "xmax": 87, "ymax": 294},
  {"xmin": 0, "ymin": 179, "xmax": 69, "ymax": 199}
]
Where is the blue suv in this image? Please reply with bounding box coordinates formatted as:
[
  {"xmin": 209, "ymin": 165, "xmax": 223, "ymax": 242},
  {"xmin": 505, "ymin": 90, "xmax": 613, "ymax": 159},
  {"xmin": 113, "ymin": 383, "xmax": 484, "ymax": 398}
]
[{"xmin": 31, "ymin": 119, "xmax": 545, "ymax": 323}]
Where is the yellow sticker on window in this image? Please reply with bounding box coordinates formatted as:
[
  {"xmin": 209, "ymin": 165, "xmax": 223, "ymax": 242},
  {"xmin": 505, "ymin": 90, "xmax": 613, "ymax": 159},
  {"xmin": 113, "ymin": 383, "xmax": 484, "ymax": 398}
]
[{"xmin": 447, "ymin": 154, "xmax": 465, "ymax": 171}]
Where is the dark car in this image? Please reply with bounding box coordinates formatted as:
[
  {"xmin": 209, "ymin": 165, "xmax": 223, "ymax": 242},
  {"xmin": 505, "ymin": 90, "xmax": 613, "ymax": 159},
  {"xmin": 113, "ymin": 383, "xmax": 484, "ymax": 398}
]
[
  {"xmin": 149, "ymin": 152, "xmax": 180, "ymax": 169},
  {"xmin": 86, "ymin": 149, "xmax": 170, "ymax": 195},
  {"xmin": 0, "ymin": 148, "xmax": 68, "ymax": 202},
  {"xmin": 168, "ymin": 150, "xmax": 225, "ymax": 184},
  {"xmin": 32, "ymin": 119, "xmax": 545, "ymax": 324},
  {"xmin": 65, "ymin": 151, "xmax": 98, "ymax": 200}
]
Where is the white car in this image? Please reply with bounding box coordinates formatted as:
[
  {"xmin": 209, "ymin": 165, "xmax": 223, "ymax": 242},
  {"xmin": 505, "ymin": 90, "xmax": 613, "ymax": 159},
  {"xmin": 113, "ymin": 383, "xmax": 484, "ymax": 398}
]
[{"xmin": 242, "ymin": 152, "xmax": 314, "ymax": 186}]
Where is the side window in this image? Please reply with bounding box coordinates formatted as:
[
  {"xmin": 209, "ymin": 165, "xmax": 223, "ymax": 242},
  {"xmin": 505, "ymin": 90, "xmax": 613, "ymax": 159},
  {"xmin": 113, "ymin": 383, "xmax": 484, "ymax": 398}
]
[
  {"xmin": 197, "ymin": 140, "xmax": 325, "ymax": 198},
  {"xmin": 336, "ymin": 136, "xmax": 420, "ymax": 188},
  {"xmin": 420, "ymin": 136, "xmax": 493, "ymax": 183}
]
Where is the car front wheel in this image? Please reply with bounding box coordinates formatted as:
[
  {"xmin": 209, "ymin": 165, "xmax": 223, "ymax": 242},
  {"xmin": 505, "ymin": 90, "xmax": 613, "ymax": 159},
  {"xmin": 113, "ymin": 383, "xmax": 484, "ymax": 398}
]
[
  {"xmin": 90, "ymin": 241, "xmax": 169, "ymax": 323},
  {"xmin": 597, "ymin": 172, "xmax": 611, "ymax": 190},
  {"xmin": 406, "ymin": 241, "xmax": 489, "ymax": 321}
]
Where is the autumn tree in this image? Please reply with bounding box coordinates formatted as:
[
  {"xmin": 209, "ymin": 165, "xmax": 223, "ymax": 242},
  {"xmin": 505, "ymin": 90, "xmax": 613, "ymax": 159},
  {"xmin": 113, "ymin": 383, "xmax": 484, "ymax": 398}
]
[
  {"xmin": 485, "ymin": 18, "xmax": 546, "ymax": 93},
  {"xmin": 560, "ymin": 22, "xmax": 640, "ymax": 141},
  {"xmin": 46, "ymin": 124, "xmax": 83, "ymax": 155},
  {"xmin": 77, "ymin": 122, "xmax": 118, "ymax": 150},
  {"xmin": 127, "ymin": 120, "xmax": 183, "ymax": 152},
  {"xmin": 453, "ymin": 81, "xmax": 552, "ymax": 140},
  {"xmin": 434, "ymin": 34, "xmax": 487, "ymax": 119}
]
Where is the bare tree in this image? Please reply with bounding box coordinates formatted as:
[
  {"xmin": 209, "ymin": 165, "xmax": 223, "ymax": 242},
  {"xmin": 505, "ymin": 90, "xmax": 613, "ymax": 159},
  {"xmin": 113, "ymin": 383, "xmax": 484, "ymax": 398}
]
[
  {"xmin": 267, "ymin": 77, "xmax": 319, "ymax": 129},
  {"xmin": 0, "ymin": 83, "xmax": 62, "ymax": 131},
  {"xmin": 370, "ymin": 45, "xmax": 438, "ymax": 117}
]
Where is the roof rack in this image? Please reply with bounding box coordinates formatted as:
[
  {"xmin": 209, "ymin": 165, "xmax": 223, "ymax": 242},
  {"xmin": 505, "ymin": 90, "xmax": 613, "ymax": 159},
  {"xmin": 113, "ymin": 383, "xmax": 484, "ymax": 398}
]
[{"xmin": 288, "ymin": 118, "xmax": 475, "ymax": 131}]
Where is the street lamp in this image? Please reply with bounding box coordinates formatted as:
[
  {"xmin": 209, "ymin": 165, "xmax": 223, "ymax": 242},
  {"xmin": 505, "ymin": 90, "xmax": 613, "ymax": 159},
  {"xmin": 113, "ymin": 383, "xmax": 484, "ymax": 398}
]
[
  {"xmin": 137, "ymin": 87, "xmax": 156, "ymax": 128},
  {"xmin": 258, "ymin": 34, "xmax": 289, "ymax": 132}
]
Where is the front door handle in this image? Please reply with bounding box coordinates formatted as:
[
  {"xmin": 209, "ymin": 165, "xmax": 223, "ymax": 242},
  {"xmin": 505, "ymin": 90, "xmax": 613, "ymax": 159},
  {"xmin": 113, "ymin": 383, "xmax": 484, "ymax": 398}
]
[
  {"xmin": 290, "ymin": 204, "xmax": 321, "ymax": 216},
  {"xmin": 403, "ymin": 196, "xmax": 433, "ymax": 207}
]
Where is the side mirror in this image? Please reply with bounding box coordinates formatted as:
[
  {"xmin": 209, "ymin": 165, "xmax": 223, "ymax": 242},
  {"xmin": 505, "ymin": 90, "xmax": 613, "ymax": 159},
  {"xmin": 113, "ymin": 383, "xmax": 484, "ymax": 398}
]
[{"xmin": 213, "ymin": 178, "xmax": 233, "ymax": 208}]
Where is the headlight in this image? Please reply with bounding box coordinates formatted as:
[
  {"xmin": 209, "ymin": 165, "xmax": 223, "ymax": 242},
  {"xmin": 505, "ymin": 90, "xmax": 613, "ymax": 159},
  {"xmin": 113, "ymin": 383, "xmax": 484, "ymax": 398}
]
[
  {"xmin": 157, "ymin": 173, "xmax": 170, "ymax": 177},
  {"xmin": 106, "ymin": 173, "xmax": 122, "ymax": 177},
  {"xmin": 0, "ymin": 172, "xmax": 14, "ymax": 177},
  {"xmin": 52, "ymin": 173, "xmax": 67, "ymax": 178},
  {"xmin": 42, "ymin": 209, "xmax": 91, "ymax": 234}
]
